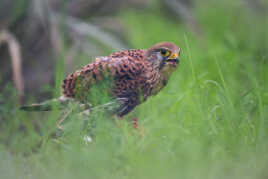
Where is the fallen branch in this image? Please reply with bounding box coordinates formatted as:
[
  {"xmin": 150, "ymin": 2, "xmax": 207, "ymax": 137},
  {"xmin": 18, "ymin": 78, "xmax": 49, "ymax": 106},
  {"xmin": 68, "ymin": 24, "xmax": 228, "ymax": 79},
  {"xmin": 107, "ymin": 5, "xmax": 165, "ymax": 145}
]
[
  {"xmin": 51, "ymin": 13, "xmax": 127, "ymax": 51},
  {"xmin": 163, "ymin": 0, "xmax": 202, "ymax": 36},
  {"xmin": 0, "ymin": 29, "xmax": 24, "ymax": 103}
]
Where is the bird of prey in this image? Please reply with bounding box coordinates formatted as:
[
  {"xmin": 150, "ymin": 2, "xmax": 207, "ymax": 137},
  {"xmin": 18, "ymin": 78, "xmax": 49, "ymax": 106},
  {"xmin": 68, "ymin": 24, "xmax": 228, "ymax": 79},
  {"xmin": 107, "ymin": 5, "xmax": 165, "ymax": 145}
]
[{"xmin": 21, "ymin": 42, "xmax": 181, "ymax": 126}]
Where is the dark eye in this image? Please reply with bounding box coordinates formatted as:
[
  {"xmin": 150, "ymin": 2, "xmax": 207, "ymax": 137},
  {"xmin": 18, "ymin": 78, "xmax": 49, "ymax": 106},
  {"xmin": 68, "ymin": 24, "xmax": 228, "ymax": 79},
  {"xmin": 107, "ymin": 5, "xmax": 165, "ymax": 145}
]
[
  {"xmin": 160, "ymin": 49, "xmax": 170, "ymax": 57},
  {"xmin": 160, "ymin": 49, "xmax": 166, "ymax": 55}
]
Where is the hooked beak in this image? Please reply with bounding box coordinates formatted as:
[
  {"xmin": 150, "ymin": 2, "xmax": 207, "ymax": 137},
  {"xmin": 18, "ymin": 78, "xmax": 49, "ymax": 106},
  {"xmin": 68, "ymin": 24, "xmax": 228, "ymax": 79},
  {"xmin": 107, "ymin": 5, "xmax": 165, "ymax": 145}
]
[{"xmin": 167, "ymin": 53, "xmax": 180, "ymax": 67}]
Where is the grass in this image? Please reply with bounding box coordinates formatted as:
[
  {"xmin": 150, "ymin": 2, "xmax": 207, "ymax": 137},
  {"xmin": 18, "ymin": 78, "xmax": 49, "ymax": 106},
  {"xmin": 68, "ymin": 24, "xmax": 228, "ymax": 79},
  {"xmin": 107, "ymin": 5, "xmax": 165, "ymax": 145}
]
[{"xmin": 1, "ymin": 0, "xmax": 268, "ymax": 178}]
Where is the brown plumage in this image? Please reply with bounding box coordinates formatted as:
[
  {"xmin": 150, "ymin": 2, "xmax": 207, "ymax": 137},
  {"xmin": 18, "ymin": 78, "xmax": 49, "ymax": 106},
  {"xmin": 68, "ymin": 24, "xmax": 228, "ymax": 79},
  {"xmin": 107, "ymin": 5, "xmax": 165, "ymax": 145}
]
[
  {"xmin": 61, "ymin": 42, "xmax": 181, "ymax": 116},
  {"xmin": 21, "ymin": 42, "xmax": 181, "ymax": 118}
]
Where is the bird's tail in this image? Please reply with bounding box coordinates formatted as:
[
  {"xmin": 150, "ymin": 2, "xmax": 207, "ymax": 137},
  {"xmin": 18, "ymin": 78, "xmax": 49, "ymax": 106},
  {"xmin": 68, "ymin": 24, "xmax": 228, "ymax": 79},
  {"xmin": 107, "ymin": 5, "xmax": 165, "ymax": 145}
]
[{"xmin": 20, "ymin": 97, "xmax": 69, "ymax": 111}]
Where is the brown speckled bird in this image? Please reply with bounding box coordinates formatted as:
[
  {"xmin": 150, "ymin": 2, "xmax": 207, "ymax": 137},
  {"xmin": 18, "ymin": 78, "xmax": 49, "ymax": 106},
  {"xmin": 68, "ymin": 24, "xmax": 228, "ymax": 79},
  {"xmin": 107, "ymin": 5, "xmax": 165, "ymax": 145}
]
[{"xmin": 21, "ymin": 42, "xmax": 181, "ymax": 120}]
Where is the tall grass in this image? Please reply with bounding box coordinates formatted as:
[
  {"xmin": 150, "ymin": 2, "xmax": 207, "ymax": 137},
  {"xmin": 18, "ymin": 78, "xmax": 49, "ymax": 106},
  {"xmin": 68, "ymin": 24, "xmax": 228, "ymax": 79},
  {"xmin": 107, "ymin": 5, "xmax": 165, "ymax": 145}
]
[{"xmin": 1, "ymin": 1, "xmax": 268, "ymax": 178}]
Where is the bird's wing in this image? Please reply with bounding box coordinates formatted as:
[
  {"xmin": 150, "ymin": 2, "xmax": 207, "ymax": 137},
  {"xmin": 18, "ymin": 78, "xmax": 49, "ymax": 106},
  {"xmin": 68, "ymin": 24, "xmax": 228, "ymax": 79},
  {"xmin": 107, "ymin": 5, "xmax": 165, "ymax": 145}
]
[{"xmin": 61, "ymin": 55, "xmax": 145, "ymax": 103}]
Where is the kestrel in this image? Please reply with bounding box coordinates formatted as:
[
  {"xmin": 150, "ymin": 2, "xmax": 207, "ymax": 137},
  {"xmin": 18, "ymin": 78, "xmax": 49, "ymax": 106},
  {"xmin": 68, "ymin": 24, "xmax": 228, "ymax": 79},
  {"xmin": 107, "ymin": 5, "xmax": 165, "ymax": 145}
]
[{"xmin": 21, "ymin": 42, "xmax": 181, "ymax": 121}]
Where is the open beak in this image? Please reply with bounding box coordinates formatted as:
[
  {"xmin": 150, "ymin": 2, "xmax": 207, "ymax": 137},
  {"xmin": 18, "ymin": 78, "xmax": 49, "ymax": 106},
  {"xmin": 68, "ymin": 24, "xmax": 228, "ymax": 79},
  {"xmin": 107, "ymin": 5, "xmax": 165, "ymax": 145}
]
[{"xmin": 167, "ymin": 53, "xmax": 180, "ymax": 67}]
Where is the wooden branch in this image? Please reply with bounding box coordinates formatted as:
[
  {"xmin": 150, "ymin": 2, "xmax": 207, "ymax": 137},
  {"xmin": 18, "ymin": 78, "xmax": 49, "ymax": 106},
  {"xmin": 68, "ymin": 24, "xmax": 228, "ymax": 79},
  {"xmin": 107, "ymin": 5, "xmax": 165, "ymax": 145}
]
[
  {"xmin": 0, "ymin": 30, "xmax": 24, "ymax": 103},
  {"xmin": 52, "ymin": 13, "xmax": 127, "ymax": 51},
  {"xmin": 163, "ymin": 0, "xmax": 202, "ymax": 36},
  {"xmin": 244, "ymin": 0, "xmax": 268, "ymax": 14}
]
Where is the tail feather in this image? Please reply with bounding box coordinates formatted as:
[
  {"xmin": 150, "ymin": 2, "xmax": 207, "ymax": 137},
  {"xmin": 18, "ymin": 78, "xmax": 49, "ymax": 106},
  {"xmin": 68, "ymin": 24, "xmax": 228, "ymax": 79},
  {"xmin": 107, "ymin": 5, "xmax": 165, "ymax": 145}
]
[
  {"xmin": 20, "ymin": 104, "xmax": 52, "ymax": 111},
  {"xmin": 20, "ymin": 98, "xmax": 67, "ymax": 111}
]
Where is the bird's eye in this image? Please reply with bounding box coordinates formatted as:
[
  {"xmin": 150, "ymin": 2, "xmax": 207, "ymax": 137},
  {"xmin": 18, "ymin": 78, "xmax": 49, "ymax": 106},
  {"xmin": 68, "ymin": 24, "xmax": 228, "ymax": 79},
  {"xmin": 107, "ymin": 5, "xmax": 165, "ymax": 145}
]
[{"xmin": 160, "ymin": 49, "xmax": 170, "ymax": 57}]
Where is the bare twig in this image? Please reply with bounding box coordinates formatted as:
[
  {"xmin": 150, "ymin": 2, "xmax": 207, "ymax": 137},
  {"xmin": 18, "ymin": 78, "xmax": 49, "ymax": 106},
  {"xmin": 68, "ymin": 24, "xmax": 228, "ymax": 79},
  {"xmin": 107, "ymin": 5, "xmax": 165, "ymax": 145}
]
[
  {"xmin": 31, "ymin": 0, "xmax": 63, "ymax": 59},
  {"xmin": 163, "ymin": 0, "xmax": 202, "ymax": 36},
  {"xmin": 33, "ymin": 0, "xmax": 127, "ymax": 61},
  {"xmin": 244, "ymin": 0, "xmax": 268, "ymax": 15},
  {"xmin": 52, "ymin": 13, "xmax": 127, "ymax": 51},
  {"xmin": 0, "ymin": 29, "xmax": 24, "ymax": 103}
]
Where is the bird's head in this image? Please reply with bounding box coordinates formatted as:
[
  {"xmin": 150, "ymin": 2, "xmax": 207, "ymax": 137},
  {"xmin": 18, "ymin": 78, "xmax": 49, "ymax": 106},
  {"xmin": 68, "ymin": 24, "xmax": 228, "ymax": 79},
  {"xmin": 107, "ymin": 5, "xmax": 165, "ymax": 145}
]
[{"xmin": 145, "ymin": 42, "xmax": 181, "ymax": 73}]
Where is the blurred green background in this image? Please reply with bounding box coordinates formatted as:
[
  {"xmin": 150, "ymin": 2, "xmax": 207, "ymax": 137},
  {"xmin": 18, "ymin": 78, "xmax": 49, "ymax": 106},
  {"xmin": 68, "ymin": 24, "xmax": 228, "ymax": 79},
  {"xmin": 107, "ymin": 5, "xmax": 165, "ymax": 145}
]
[{"xmin": 0, "ymin": 0, "xmax": 268, "ymax": 178}]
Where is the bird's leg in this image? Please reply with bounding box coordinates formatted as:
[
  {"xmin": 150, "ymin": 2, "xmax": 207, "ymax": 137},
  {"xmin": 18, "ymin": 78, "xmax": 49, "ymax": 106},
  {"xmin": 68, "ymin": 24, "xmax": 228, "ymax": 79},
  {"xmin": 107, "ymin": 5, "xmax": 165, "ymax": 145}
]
[
  {"xmin": 115, "ymin": 116, "xmax": 138, "ymax": 129},
  {"xmin": 58, "ymin": 109, "xmax": 73, "ymax": 130},
  {"xmin": 57, "ymin": 101, "xmax": 92, "ymax": 130},
  {"xmin": 131, "ymin": 117, "xmax": 145, "ymax": 138},
  {"xmin": 113, "ymin": 116, "xmax": 123, "ymax": 128},
  {"xmin": 132, "ymin": 117, "xmax": 138, "ymax": 128}
]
